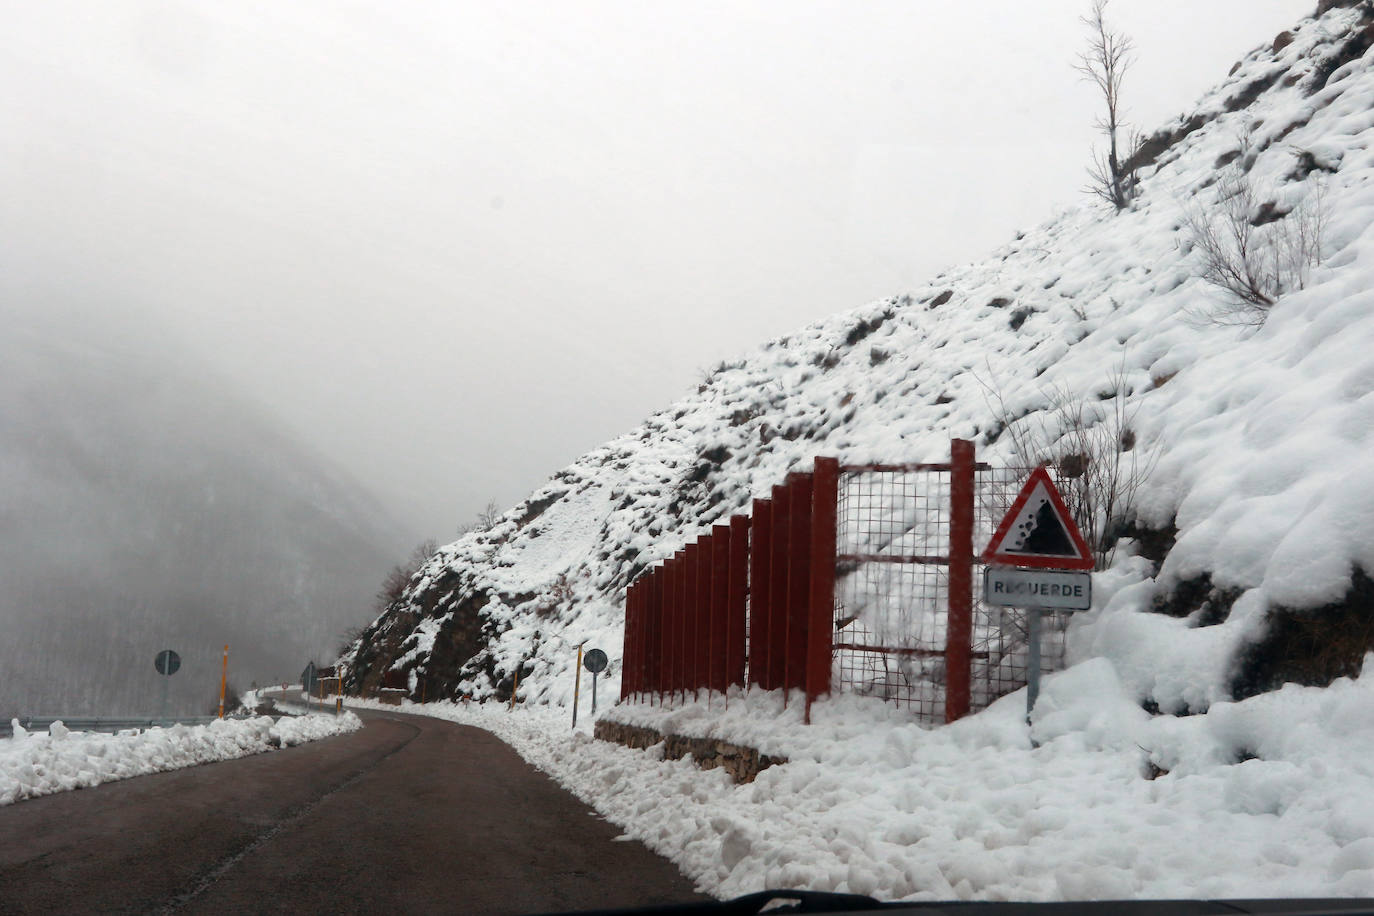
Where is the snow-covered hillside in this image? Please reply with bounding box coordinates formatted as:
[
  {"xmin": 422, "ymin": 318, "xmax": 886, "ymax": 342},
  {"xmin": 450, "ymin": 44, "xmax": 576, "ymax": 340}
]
[{"xmin": 342, "ymin": 1, "xmax": 1374, "ymax": 716}]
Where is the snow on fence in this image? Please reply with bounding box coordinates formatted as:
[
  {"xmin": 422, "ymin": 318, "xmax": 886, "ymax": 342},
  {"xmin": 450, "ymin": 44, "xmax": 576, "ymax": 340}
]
[{"xmin": 620, "ymin": 440, "xmax": 1067, "ymax": 726}]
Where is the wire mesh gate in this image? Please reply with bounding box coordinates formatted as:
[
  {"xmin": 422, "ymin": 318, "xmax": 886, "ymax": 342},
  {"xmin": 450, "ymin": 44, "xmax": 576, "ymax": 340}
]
[
  {"xmin": 833, "ymin": 450, "xmax": 1068, "ymax": 724},
  {"xmin": 620, "ymin": 440, "xmax": 1069, "ymax": 726}
]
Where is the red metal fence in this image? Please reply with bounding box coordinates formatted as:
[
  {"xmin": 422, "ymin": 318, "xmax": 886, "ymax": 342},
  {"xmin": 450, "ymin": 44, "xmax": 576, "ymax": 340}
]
[
  {"xmin": 619, "ymin": 456, "xmax": 840, "ymax": 723},
  {"xmin": 619, "ymin": 440, "xmax": 1069, "ymax": 726}
]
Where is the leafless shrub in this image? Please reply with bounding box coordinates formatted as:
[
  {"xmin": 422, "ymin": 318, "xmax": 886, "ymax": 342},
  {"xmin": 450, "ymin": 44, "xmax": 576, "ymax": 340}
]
[
  {"xmin": 476, "ymin": 500, "xmax": 503, "ymax": 530},
  {"xmin": 336, "ymin": 624, "xmax": 366, "ymax": 656},
  {"xmin": 1183, "ymin": 152, "xmax": 1326, "ymax": 325},
  {"xmin": 374, "ymin": 539, "xmax": 439, "ymax": 613},
  {"xmin": 1077, "ymin": 0, "xmax": 1139, "ymax": 210},
  {"xmin": 536, "ymin": 572, "xmax": 577, "ymax": 618},
  {"xmin": 980, "ymin": 359, "xmax": 1161, "ymax": 570}
]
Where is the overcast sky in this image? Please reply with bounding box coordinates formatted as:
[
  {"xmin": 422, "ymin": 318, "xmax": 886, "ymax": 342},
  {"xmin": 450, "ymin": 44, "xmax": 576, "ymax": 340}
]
[{"xmin": 1, "ymin": 0, "xmax": 1313, "ymax": 549}]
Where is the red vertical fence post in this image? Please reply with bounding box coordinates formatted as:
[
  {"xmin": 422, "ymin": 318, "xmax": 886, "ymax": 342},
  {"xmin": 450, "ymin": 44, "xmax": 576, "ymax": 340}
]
[
  {"xmin": 692, "ymin": 538, "xmax": 704, "ymax": 700},
  {"xmin": 945, "ymin": 438, "xmax": 976, "ymax": 724},
  {"xmin": 710, "ymin": 525, "xmax": 730, "ymax": 695},
  {"xmin": 748, "ymin": 500, "xmax": 772, "ymax": 689},
  {"xmin": 643, "ymin": 575, "xmax": 653, "ymax": 702},
  {"xmin": 806, "ymin": 457, "xmax": 839, "ymax": 723},
  {"xmin": 660, "ymin": 565, "xmax": 670, "ymax": 702},
  {"xmin": 670, "ymin": 552, "xmax": 683, "ymax": 702},
  {"xmin": 768, "ymin": 484, "xmax": 790, "ymax": 694},
  {"xmin": 681, "ymin": 546, "xmax": 694, "ymax": 701},
  {"xmin": 632, "ymin": 582, "xmax": 642, "ymax": 700},
  {"xmin": 701, "ymin": 538, "xmax": 714, "ymax": 697},
  {"xmin": 638, "ymin": 580, "xmax": 648, "ymax": 699},
  {"xmin": 637, "ymin": 581, "xmax": 647, "ymax": 699},
  {"xmin": 650, "ymin": 571, "xmax": 663, "ymax": 702},
  {"xmin": 727, "ymin": 515, "xmax": 749, "ymax": 689},
  {"xmin": 621, "ymin": 582, "xmax": 634, "ymax": 702},
  {"xmin": 703, "ymin": 538, "xmax": 714, "ymax": 694},
  {"xmin": 682, "ymin": 543, "xmax": 695, "ymax": 699},
  {"xmin": 786, "ymin": 472, "xmax": 813, "ymax": 697},
  {"xmin": 630, "ymin": 581, "xmax": 641, "ymax": 700},
  {"xmin": 659, "ymin": 560, "xmax": 670, "ymax": 703},
  {"xmin": 691, "ymin": 537, "xmax": 707, "ymax": 698}
]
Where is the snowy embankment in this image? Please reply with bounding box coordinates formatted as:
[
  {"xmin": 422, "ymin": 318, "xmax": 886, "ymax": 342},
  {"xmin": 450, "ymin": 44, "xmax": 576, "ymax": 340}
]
[
  {"xmin": 349, "ymin": 660, "xmax": 1374, "ymax": 902},
  {"xmin": 346, "ymin": 1, "xmax": 1374, "ymax": 715},
  {"xmin": 0, "ymin": 712, "xmax": 361, "ymax": 806}
]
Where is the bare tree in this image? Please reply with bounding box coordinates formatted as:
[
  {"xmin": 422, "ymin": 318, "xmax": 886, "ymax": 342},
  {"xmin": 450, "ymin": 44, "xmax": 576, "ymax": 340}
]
[
  {"xmin": 1077, "ymin": 0, "xmax": 1137, "ymax": 210},
  {"xmin": 1184, "ymin": 151, "xmax": 1327, "ymax": 324}
]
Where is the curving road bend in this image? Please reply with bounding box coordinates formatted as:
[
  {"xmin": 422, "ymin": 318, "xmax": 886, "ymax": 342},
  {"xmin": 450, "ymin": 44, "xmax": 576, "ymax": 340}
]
[{"xmin": 0, "ymin": 707, "xmax": 703, "ymax": 915}]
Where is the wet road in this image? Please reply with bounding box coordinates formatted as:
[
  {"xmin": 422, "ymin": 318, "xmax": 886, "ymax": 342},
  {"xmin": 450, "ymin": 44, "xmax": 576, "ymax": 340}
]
[{"xmin": 0, "ymin": 707, "xmax": 703, "ymax": 914}]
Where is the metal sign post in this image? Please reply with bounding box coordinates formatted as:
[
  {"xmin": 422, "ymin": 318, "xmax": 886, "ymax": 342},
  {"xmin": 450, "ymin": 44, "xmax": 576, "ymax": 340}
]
[
  {"xmin": 982, "ymin": 468, "xmax": 1095, "ymax": 743},
  {"xmin": 583, "ymin": 649, "xmax": 608, "ymax": 715},
  {"xmin": 154, "ymin": 649, "xmax": 181, "ymax": 725},
  {"xmin": 1026, "ymin": 606, "xmax": 1044, "ymax": 724},
  {"xmin": 983, "ymin": 567, "xmax": 1091, "ymax": 727},
  {"xmin": 302, "ymin": 662, "xmax": 317, "ymax": 712}
]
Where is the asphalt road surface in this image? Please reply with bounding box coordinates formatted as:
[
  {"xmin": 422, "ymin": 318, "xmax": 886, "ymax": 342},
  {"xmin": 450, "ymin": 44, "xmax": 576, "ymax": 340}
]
[{"xmin": 0, "ymin": 707, "xmax": 705, "ymax": 915}]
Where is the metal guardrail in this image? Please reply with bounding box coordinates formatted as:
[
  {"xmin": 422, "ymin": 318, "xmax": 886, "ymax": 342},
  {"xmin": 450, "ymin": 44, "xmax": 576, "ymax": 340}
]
[{"xmin": 0, "ymin": 715, "xmax": 256, "ymax": 739}]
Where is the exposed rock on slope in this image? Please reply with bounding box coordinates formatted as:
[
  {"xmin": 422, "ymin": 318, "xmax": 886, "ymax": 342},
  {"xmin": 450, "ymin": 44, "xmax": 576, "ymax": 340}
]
[{"xmin": 343, "ymin": 2, "xmax": 1374, "ymax": 713}]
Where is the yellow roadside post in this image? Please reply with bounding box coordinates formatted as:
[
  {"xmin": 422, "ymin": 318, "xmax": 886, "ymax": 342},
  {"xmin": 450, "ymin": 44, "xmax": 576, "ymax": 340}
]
[
  {"xmin": 571, "ymin": 643, "xmax": 585, "ymax": 729},
  {"xmin": 217, "ymin": 645, "xmax": 229, "ymax": 719},
  {"xmin": 509, "ymin": 668, "xmax": 520, "ymax": 711}
]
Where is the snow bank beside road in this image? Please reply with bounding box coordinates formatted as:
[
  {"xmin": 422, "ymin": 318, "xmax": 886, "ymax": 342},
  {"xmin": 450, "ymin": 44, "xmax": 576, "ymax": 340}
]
[
  {"xmin": 0, "ymin": 712, "xmax": 361, "ymax": 806},
  {"xmin": 350, "ymin": 656, "xmax": 1374, "ymax": 901}
]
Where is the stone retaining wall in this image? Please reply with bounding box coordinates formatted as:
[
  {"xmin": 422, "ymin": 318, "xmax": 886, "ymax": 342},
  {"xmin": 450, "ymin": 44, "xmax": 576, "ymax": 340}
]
[{"xmin": 594, "ymin": 720, "xmax": 786, "ymax": 784}]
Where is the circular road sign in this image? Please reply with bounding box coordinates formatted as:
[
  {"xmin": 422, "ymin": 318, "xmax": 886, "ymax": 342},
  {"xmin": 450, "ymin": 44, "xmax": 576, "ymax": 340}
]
[
  {"xmin": 154, "ymin": 649, "xmax": 181, "ymax": 676},
  {"xmin": 582, "ymin": 648, "xmax": 608, "ymax": 674}
]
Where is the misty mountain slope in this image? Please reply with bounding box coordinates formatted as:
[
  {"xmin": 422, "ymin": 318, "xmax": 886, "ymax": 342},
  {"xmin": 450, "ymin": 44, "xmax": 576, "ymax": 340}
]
[
  {"xmin": 343, "ymin": 1, "xmax": 1374, "ymax": 712},
  {"xmin": 0, "ymin": 320, "xmax": 404, "ymax": 718}
]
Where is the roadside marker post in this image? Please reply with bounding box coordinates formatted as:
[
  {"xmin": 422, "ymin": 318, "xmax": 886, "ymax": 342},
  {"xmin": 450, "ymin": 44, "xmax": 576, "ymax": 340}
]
[
  {"xmin": 509, "ymin": 667, "xmax": 520, "ymax": 711},
  {"xmin": 982, "ymin": 469, "xmax": 1095, "ymax": 739},
  {"xmin": 217, "ymin": 645, "xmax": 229, "ymax": 720},
  {"xmin": 571, "ymin": 643, "xmax": 585, "ymax": 729}
]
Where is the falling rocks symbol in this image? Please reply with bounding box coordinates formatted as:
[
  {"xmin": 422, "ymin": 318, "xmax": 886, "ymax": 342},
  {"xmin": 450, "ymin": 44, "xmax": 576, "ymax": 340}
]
[{"xmin": 1008, "ymin": 497, "xmax": 1076, "ymax": 557}]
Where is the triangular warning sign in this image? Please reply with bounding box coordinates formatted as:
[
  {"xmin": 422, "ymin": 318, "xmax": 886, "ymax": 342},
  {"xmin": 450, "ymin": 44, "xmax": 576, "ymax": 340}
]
[{"xmin": 983, "ymin": 467, "xmax": 1095, "ymax": 570}]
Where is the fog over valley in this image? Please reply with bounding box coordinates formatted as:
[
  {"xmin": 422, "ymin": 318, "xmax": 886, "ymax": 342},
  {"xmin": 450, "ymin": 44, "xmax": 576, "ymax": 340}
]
[{"xmin": 0, "ymin": 307, "xmax": 402, "ymax": 717}]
